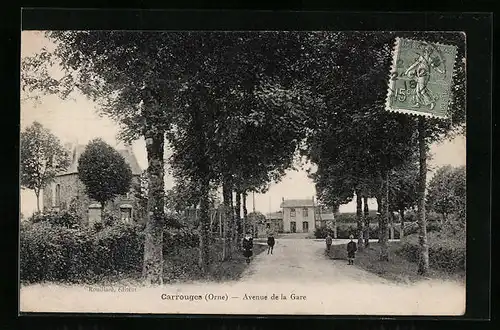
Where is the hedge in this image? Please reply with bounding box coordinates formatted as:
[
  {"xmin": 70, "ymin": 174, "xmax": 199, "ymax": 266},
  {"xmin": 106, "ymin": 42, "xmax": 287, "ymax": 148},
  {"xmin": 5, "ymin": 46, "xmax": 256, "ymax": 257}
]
[
  {"xmin": 20, "ymin": 218, "xmax": 201, "ymax": 284},
  {"xmin": 313, "ymin": 220, "xmax": 444, "ymax": 240},
  {"xmin": 314, "ymin": 223, "xmax": 401, "ymax": 240},
  {"xmin": 397, "ymin": 231, "xmax": 465, "ymax": 272}
]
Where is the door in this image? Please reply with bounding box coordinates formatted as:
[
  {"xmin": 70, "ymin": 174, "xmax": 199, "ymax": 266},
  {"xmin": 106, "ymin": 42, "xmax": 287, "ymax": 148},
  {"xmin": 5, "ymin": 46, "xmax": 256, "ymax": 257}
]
[
  {"xmin": 302, "ymin": 221, "xmax": 309, "ymax": 233},
  {"xmin": 290, "ymin": 221, "xmax": 296, "ymax": 233}
]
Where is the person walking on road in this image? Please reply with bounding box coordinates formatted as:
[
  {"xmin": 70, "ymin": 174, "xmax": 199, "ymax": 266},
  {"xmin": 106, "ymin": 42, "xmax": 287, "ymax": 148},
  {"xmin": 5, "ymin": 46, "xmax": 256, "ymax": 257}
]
[
  {"xmin": 267, "ymin": 233, "xmax": 275, "ymax": 255},
  {"xmin": 325, "ymin": 233, "xmax": 333, "ymax": 252},
  {"xmin": 347, "ymin": 234, "xmax": 357, "ymax": 265}
]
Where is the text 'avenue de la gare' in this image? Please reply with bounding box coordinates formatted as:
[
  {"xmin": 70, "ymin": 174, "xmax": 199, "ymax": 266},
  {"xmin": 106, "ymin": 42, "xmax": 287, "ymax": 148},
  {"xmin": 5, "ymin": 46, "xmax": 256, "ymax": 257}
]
[{"xmin": 160, "ymin": 293, "xmax": 307, "ymax": 302}]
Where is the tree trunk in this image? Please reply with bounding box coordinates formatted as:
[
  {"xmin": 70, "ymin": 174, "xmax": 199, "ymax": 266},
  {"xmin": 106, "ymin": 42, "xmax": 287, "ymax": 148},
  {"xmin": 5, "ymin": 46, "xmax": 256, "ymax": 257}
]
[
  {"xmin": 35, "ymin": 190, "xmax": 40, "ymax": 213},
  {"xmin": 235, "ymin": 190, "xmax": 242, "ymax": 249},
  {"xmin": 376, "ymin": 196, "xmax": 382, "ymax": 242},
  {"xmin": 229, "ymin": 187, "xmax": 237, "ymax": 252},
  {"xmin": 379, "ymin": 173, "xmax": 389, "ymax": 261},
  {"xmin": 417, "ymin": 117, "xmax": 430, "ymax": 275},
  {"xmin": 142, "ymin": 131, "xmax": 165, "ymax": 285},
  {"xmin": 222, "ymin": 178, "xmax": 232, "ymax": 260},
  {"xmin": 242, "ymin": 191, "xmax": 248, "ymax": 236},
  {"xmin": 390, "ymin": 212, "xmax": 396, "ymax": 240},
  {"xmin": 399, "ymin": 209, "xmax": 405, "ymax": 239},
  {"xmin": 355, "ymin": 191, "xmax": 364, "ymax": 249},
  {"xmin": 198, "ymin": 175, "xmax": 210, "ymax": 273},
  {"xmin": 363, "ymin": 195, "xmax": 370, "ymax": 247}
]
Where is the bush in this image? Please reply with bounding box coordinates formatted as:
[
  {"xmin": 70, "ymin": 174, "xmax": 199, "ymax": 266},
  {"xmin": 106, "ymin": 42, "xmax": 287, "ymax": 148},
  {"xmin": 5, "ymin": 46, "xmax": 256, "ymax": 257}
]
[
  {"xmin": 20, "ymin": 218, "xmax": 205, "ymax": 284},
  {"xmin": 29, "ymin": 209, "xmax": 80, "ymax": 228},
  {"xmin": 20, "ymin": 222, "xmax": 94, "ymax": 283},
  {"xmin": 314, "ymin": 226, "xmax": 332, "ymax": 239},
  {"xmin": 315, "ymin": 223, "xmax": 404, "ymax": 240},
  {"xmin": 20, "ymin": 221, "xmax": 144, "ymax": 284},
  {"xmin": 402, "ymin": 221, "xmax": 442, "ymax": 236},
  {"xmin": 102, "ymin": 209, "xmax": 120, "ymax": 227},
  {"xmin": 93, "ymin": 222, "xmax": 144, "ymax": 277},
  {"xmin": 397, "ymin": 231, "xmax": 465, "ymax": 272},
  {"xmin": 163, "ymin": 226, "xmax": 200, "ymax": 254}
]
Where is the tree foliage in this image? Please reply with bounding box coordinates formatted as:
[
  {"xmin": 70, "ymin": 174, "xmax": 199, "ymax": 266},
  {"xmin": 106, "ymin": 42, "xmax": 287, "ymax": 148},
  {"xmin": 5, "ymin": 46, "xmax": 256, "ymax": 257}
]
[
  {"xmin": 388, "ymin": 158, "xmax": 419, "ymax": 214},
  {"xmin": 20, "ymin": 121, "xmax": 70, "ymax": 211},
  {"xmin": 77, "ymin": 138, "xmax": 133, "ymax": 207},
  {"xmin": 426, "ymin": 165, "xmax": 466, "ymax": 222}
]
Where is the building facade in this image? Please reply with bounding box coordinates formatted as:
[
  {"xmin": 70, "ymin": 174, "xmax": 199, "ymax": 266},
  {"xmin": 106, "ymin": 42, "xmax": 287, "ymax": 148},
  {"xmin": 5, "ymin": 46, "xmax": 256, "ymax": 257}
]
[
  {"xmin": 265, "ymin": 199, "xmax": 336, "ymax": 234},
  {"xmin": 42, "ymin": 143, "xmax": 144, "ymax": 226},
  {"xmin": 280, "ymin": 198, "xmax": 316, "ymax": 233}
]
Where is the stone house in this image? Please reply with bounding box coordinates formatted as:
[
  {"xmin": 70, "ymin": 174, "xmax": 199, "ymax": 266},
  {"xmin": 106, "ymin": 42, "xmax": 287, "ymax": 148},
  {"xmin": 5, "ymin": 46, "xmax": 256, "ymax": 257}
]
[
  {"xmin": 42, "ymin": 143, "xmax": 144, "ymax": 226},
  {"xmin": 281, "ymin": 198, "xmax": 317, "ymax": 233}
]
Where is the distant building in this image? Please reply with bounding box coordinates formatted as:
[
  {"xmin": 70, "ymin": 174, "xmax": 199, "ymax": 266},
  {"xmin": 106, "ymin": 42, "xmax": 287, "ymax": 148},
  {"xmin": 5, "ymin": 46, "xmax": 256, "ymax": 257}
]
[
  {"xmin": 281, "ymin": 198, "xmax": 317, "ymax": 233},
  {"xmin": 42, "ymin": 142, "xmax": 143, "ymax": 226},
  {"xmin": 266, "ymin": 198, "xmax": 336, "ymax": 234}
]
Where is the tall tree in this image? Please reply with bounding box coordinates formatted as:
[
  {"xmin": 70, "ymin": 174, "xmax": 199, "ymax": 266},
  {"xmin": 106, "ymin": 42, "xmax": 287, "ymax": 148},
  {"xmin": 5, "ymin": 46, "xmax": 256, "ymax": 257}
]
[
  {"xmin": 427, "ymin": 165, "xmax": 466, "ymax": 223},
  {"xmin": 303, "ymin": 31, "xmax": 465, "ymax": 269},
  {"xmin": 20, "ymin": 122, "xmax": 70, "ymax": 212},
  {"xmin": 22, "ymin": 31, "xmax": 193, "ymax": 284},
  {"xmin": 388, "ymin": 159, "xmax": 419, "ymax": 238},
  {"xmin": 78, "ymin": 138, "xmax": 133, "ymax": 218}
]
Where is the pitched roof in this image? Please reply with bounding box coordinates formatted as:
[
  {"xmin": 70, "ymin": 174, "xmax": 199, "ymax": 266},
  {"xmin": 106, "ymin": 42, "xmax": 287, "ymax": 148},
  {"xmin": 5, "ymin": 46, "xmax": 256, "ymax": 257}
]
[
  {"xmin": 59, "ymin": 143, "xmax": 142, "ymax": 176},
  {"xmin": 280, "ymin": 199, "xmax": 315, "ymax": 208}
]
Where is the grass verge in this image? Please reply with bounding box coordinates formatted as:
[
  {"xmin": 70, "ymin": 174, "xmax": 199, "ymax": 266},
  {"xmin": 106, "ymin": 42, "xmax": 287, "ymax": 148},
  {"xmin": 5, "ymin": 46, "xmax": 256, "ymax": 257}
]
[
  {"xmin": 162, "ymin": 241, "xmax": 267, "ymax": 283},
  {"xmin": 327, "ymin": 241, "xmax": 465, "ymax": 284}
]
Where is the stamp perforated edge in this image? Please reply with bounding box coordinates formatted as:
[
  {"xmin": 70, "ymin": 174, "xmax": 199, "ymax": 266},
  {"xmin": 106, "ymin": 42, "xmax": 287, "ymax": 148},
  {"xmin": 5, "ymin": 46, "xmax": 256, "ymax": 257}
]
[{"xmin": 384, "ymin": 37, "xmax": 459, "ymax": 120}]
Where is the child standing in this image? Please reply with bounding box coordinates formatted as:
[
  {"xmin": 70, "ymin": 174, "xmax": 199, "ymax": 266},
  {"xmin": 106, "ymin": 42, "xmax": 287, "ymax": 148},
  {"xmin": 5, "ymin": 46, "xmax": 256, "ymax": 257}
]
[
  {"xmin": 347, "ymin": 234, "xmax": 357, "ymax": 265},
  {"xmin": 325, "ymin": 233, "xmax": 333, "ymax": 252},
  {"xmin": 267, "ymin": 233, "xmax": 275, "ymax": 255}
]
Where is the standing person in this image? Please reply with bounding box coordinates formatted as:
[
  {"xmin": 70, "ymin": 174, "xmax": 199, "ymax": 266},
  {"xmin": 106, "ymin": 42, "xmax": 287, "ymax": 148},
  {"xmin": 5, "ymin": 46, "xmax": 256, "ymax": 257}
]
[
  {"xmin": 347, "ymin": 234, "xmax": 357, "ymax": 265},
  {"xmin": 242, "ymin": 232, "xmax": 253, "ymax": 264},
  {"xmin": 325, "ymin": 233, "xmax": 333, "ymax": 252},
  {"xmin": 267, "ymin": 233, "xmax": 275, "ymax": 255}
]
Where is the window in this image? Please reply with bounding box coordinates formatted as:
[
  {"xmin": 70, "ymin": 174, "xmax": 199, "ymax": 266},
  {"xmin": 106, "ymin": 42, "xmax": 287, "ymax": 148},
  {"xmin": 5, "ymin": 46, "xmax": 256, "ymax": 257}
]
[
  {"xmin": 290, "ymin": 208, "xmax": 296, "ymax": 217},
  {"xmin": 120, "ymin": 205, "xmax": 133, "ymax": 223},
  {"xmin": 303, "ymin": 207, "xmax": 309, "ymax": 217},
  {"xmin": 55, "ymin": 184, "xmax": 61, "ymax": 207}
]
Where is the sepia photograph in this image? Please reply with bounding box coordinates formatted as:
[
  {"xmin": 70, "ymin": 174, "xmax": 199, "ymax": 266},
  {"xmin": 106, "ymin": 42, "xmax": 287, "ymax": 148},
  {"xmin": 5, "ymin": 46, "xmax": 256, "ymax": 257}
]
[{"xmin": 19, "ymin": 29, "xmax": 466, "ymax": 316}]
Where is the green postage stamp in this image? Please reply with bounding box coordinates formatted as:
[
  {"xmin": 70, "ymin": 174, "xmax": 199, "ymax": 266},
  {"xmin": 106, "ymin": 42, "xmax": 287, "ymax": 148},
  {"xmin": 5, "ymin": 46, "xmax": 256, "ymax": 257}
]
[{"xmin": 385, "ymin": 37, "xmax": 458, "ymax": 119}]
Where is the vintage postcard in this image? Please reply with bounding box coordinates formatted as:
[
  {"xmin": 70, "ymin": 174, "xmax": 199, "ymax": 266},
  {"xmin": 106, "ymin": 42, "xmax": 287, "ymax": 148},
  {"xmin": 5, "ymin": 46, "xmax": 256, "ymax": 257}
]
[{"xmin": 19, "ymin": 30, "xmax": 466, "ymax": 316}]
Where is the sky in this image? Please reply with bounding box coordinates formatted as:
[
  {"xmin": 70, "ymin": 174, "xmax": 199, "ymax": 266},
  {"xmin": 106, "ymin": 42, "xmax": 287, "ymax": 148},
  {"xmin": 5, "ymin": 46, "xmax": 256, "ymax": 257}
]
[{"xmin": 19, "ymin": 31, "xmax": 466, "ymax": 217}]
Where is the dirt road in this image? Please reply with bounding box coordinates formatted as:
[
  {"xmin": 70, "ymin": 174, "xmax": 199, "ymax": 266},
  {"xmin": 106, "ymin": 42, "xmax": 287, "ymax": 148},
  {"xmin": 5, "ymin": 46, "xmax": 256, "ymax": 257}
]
[
  {"xmin": 20, "ymin": 237, "xmax": 465, "ymax": 315},
  {"xmin": 241, "ymin": 237, "xmax": 391, "ymax": 284}
]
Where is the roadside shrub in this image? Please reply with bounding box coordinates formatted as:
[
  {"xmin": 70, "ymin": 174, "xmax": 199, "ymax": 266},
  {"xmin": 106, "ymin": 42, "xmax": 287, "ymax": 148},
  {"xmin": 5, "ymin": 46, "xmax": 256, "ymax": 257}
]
[
  {"xmin": 401, "ymin": 221, "xmax": 442, "ymax": 236},
  {"xmin": 20, "ymin": 221, "xmax": 144, "ymax": 283},
  {"xmin": 101, "ymin": 209, "xmax": 120, "ymax": 227},
  {"xmin": 20, "ymin": 222, "xmax": 94, "ymax": 283},
  {"xmin": 93, "ymin": 222, "xmax": 144, "ymax": 276},
  {"xmin": 314, "ymin": 226, "xmax": 332, "ymax": 239},
  {"xmin": 314, "ymin": 223, "xmax": 402, "ymax": 240},
  {"xmin": 163, "ymin": 225, "xmax": 200, "ymax": 254},
  {"xmin": 397, "ymin": 231, "xmax": 465, "ymax": 272},
  {"xmin": 20, "ymin": 216, "xmax": 209, "ymax": 284},
  {"xmin": 29, "ymin": 209, "xmax": 80, "ymax": 228}
]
